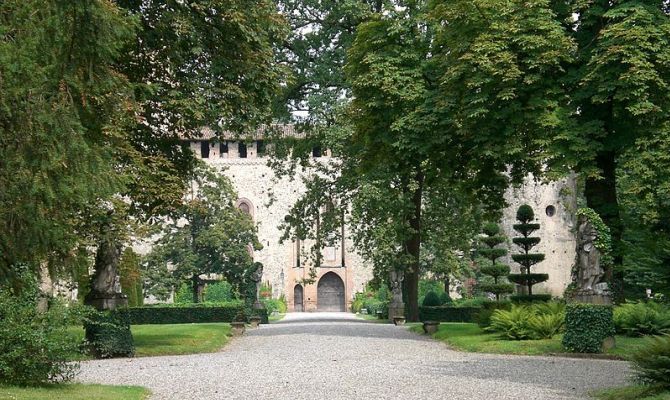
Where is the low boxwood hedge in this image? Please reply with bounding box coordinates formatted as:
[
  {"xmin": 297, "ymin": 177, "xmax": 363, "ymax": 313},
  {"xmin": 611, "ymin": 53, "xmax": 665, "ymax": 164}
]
[
  {"xmin": 419, "ymin": 306, "xmax": 482, "ymax": 322},
  {"xmin": 121, "ymin": 302, "xmax": 245, "ymax": 325}
]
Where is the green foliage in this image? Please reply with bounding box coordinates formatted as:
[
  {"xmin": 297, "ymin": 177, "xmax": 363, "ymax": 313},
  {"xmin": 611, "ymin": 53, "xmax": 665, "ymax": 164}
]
[
  {"xmin": 262, "ymin": 297, "xmax": 288, "ymax": 315},
  {"xmin": 563, "ymin": 304, "xmax": 615, "ymax": 353},
  {"xmin": 510, "ymin": 294, "xmax": 553, "ymax": 303},
  {"xmin": 511, "ymin": 205, "xmax": 547, "ymax": 297},
  {"xmin": 516, "ymin": 205, "xmax": 535, "ymax": 222},
  {"xmin": 476, "ymin": 301, "xmax": 512, "ymax": 328},
  {"xmin": 614, "ymin": 302, "xmax": 670, "ymax": 337},
  {"xmin": 0, "ymin": 283, "xmax": 81, "ymax": 385},
  {"xmin": 204, "ymin": 281, "xmax": 234, "ymax": 303},
  {"xmin": 121, "ymin": 302, "xmax": 244, "ymax": 325},
  {"xmin": 422, "ymin": 291, "xmax": 442, "ymax": 307},
  {"xmin": 576, "ymin": 208, "xmax": 614, "ymax": 268},
  {"xmin": 487, "ymin": 303, "xmax": 565, "ymax": 340},
  {"xmin": 632, "ymin": 335, "xmax": 670, "ymax": 389},
  {"xmin": 419, "ymin": 306, "xmax": 481, "ymax": 323},
  {"xmin": 119, "ymin": 249, "xmax": 143, "ymax": 307},
  {"xmin": 84, "ymin": 310, "xmax": 134, "ymax": 359},
  {"xmin": 477, "ymin": 223, "xmax": 513, "ymax": 301},
  {"xmin": 144, "ymin": 163, "xmax": 261, "ymax": 301},
  {"xmin": 233, "ymin": 309, "xmax": 248, "ymax": 323}
]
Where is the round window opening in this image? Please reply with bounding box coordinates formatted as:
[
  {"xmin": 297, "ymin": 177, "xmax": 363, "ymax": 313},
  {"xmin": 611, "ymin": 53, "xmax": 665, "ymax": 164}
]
[{"xmin": 545, "ymin": 205, "xmax": 556, "ymax": 217}]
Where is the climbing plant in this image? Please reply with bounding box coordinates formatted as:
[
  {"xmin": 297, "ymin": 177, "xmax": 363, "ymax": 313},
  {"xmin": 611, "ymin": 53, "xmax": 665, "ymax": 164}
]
[{"xmin": 576, "ymin": 208, "xmax": 614, "ymax": 268}]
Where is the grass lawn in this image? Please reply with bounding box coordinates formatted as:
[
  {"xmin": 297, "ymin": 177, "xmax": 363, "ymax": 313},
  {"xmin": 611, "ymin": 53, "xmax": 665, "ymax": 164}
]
[
  {"xmin": 68, "ymin": 322, "xmax": 232, "ymax": 358},
  {"xmin": 593, "ymin": 385, "xmax": 670, "ymax": 400},
  {"xmin": 0, "ymin": 384, "xmax": 149, "ymax": 400},
  {"xmin": 356, "ymin": 313, "xmax": 389, "ymax": 323},
  {"xmin": 410, "ymin": 322, "xmax": 648, "ymax": 359}
]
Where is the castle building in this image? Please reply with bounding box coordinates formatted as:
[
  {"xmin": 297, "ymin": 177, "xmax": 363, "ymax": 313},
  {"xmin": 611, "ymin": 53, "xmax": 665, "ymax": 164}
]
[
  {"xmin": 188, "ymin": 126, "xmax": 369, "ymax": 312},
  {"xmin": 186, "ymin": 125, "xmax": 580, "ymax": 310}
]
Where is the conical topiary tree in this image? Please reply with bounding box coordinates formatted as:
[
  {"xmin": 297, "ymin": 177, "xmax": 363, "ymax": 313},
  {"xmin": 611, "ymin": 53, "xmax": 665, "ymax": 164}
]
[
  {"xmin": 477, "ymin": 223, "xmax": 514, "ymax": 301},
  {"xmin": 508, "ymin": 205, "xmax": 549, "ymax": 302}
]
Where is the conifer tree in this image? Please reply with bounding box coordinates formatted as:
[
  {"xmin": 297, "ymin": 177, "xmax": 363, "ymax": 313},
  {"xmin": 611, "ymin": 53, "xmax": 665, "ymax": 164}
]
[
  {"xmin": 508, "ymin": 205, "xmax": 549, "ymax": 302},
  {"xmin": 477, "ymin": 223, "xmax": 514, "ymax": 302}
]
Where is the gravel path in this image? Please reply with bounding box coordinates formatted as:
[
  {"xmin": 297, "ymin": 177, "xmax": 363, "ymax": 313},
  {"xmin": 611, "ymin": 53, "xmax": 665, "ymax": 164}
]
[{"xmin": 77, "ymin": 312, "xmax": 631, "ymax": 400}]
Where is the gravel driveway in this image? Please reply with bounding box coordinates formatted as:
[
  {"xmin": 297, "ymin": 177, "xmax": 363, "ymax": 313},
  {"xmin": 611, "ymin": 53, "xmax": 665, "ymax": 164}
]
[{"xmin": 77, "ymin": 312, "xmax": 631, "ymax": 400}]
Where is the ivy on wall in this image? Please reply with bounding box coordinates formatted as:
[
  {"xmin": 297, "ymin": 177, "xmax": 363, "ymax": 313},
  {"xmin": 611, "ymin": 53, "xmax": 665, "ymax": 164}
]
[{"xmin": 576, "ymin": 208, "xmax": 614, "ymax": 267}]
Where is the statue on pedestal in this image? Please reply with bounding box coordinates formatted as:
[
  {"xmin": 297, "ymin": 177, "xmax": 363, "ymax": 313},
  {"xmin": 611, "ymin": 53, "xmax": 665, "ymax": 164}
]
[
  {"xmin": 389, "ymin": 269, "xmax": 405, "ymax": 319},
  {"xmin": 251, "ymin": 262, "xmax": 264, "ymax": 310},
  {"xmin": 577, "ymin": 217, "xmax": 604, "ymax": 292}
]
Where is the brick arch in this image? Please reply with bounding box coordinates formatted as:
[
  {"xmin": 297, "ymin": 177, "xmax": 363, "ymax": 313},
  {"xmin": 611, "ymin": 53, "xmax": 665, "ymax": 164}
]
[
  {"xmin": 317, "ymin": 271, "xmax": 345, "ymax": 312},
  {"xmin": 236, "ymin": 198, "xmax": 254, "ymax": 221}
]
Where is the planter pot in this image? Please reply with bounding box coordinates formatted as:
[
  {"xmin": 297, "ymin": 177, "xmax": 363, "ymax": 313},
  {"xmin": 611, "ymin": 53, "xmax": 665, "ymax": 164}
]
[
  {"xmin": 249, "ymin": 316, "xmax": 261, "ymax": 328},
  {"xmin": 423, "ymin": 321, "xmax": 440, "ymax": 335},
  {"xmin": 230, "ymin": 322, "xmax": 246, "ymax": 336},
  {"xmin": 393, "ymin": 316, "xmax": 406, "ymax": 326}
]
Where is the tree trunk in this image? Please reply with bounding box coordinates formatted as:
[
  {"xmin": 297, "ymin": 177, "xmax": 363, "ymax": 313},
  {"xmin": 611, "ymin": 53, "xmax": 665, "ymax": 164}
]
[
  {"xmin": 584, "ymin": 151, "xmax": 622, "ymax": 265},
  {"xmin": 403, "ymin": 168, "xmax": 424, "ymax": 322},
  {"xmin": 192, "ymin": 274, "xmax": 202, "ymax": 303}
]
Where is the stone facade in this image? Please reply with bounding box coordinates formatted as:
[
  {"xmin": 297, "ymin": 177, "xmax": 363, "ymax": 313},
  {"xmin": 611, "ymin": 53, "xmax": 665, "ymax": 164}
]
[{"xmin": 187, "ymin": 137, "xmax": 369, "ymax": 311}]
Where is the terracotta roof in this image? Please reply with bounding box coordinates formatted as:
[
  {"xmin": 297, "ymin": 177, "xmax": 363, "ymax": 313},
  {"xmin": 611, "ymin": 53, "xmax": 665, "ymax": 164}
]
[{"xmin": 187, "ymin": 124, "xmax": 303, "ymax": 140}]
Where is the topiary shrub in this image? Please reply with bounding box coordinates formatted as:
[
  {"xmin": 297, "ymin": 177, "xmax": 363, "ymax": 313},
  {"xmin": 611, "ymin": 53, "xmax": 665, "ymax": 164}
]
[
  {"xmin": 508, "ymin": 205, "xmax": 549, "ymax": 302},
  {"xmin": 0, "ymin": 283, "xmax": 81, "ymax": 385},
  {"xmin": 422, "ymin": 291, "xmax": 442, "ymax": 307},
  {"xmin": 477, "ymin": 223, "xmax": 514, "ymax": 301},
  {"xmin": 84, "ymin": 309, "xmax": 135, "ymax": 359},
  {"xmin": 631, "ymin": 334, "xmax": 670, "ymax": 389},
  {"xmin": 419, "ymin": 306, "xmax": 481, "ymax": 322},
  {"xmin": 562, "ymin": 304, "xmax": 615, "ymax": 353},
  {"xmin": 614, "ymin": 302, "xmax": 670, "ymax": 337}
]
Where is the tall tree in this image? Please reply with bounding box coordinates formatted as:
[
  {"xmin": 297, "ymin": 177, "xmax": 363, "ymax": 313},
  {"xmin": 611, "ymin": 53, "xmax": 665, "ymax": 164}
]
[
  {"xmin": 0, "ymin": 0, "xmax": 136, "ymax": 286},
  {"xmin": 144, "ymin": 164, "xmax": 261, "ymax": 303}
]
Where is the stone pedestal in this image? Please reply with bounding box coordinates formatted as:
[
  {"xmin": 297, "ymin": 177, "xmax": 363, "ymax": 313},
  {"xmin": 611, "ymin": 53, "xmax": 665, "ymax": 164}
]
[
  {"xmin": 231, "ymin": 322, "xmax": 245, "ymax": 336},
  {"xmin": 388, "ymin": 301, "xmax": 405, "ymax": 322},
  {"xmin": 570, "ymin": 289, "xmax": 612, "ymax": 305},
  {"xmin": 423, "ymin": 321, "xmax": 440, "ymax": 335},
  {"xmin": 249, "ymin": 316, "xmax": 261, "ymax": 328},
  {"xmin": 86, "ymin": 293, "xmax": 128, "ymax": 311}
]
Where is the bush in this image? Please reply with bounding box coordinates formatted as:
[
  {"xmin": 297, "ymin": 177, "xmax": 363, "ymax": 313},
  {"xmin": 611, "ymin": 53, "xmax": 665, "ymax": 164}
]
[
  {"xmin": 0, "ymin": 285, "xmax": 80, "ymax": 385},
  {"xmin": 204, "ymin": 281, "xmax": 233, "ymax": 302},
  {"xmin": 262, "ymin": 298, "xmax": 287, "ymax": 315},
  {"xmin": 487, "ymin": 302, "xmax": 565, "ymax": 340},
  {"xmin": 614, "ymin": 302, "xmax": 670, "ymax": 337},
  {"xmin": 84, "ymin": 310, "xmax": 135, "ymax": 359},
  {"xmin": 562, "ymin": 303, "xmax": 615, "ymax": 353},
  {"xmin": 419, "ymin": 306, "xmax": 481, "ymax": 322},
  {"xmin": 632, "ymin": 334, "xmax": 670, "ymax": 388},
  {"xmin": 363, "ymin": 298, "xmax": 388, "ymax": 318},
  {"xmin": 440, "ymin": 291, "xmax": 453, "ymax": 305},
  {"xmin": 510, "ymin": 294, "xmax": 552, "ymax": 303},
  {"xmin": 422, "ymin": 291, "xmax": 442, "ymax": 307},
  {"xmin": 122, "ymin": 301, "xmax": 244, "ymax": 324},
  {"xmin": 476, "ymin": 301, "xmax": 512, "ymax": 328}
]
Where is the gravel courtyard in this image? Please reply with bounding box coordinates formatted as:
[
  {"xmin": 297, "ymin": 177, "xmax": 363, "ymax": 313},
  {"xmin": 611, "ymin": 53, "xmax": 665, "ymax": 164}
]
[{"xmin": 77, "ymin": 312, "xmax": 631, "ymax": 400}]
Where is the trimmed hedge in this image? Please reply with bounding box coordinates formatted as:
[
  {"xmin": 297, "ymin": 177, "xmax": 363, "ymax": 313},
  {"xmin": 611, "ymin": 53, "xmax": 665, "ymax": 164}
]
[
  {"xmin": 419, "ymin": 306, "xmax": 481, "ymax": 322},
  {"xmin": 121, "ymin": 303, "xmax": 245, "ymax": 325},
  {"xmin": 84, "ymin": 310, "xmax": 135, "ymax": 359},
  {"xmin": 562, "ymin": 303, "xmax": 615, "ymax": 353},
  {"xmin": 510, "ymin": 294, "xmax": 552, "ymax": 303}
]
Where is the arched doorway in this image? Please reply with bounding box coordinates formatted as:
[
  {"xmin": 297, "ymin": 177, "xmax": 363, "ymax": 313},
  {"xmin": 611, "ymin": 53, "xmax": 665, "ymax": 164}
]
[
  {"xmin": 317, "ymin": 272, "xmax": 345, "ymax": 312},
  {"xmin": 293, "ymin": 284, "xmax": 304, "ymax": 312}
]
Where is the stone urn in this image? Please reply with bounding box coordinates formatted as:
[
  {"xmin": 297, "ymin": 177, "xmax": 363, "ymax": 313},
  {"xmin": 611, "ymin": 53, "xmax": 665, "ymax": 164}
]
[
  {"xmin": 393, "ymin": 316, "xmax": 406, "ymax": 326},
  {"xmin": 423, "ymin": 321, "xmax": 440, "ymax": 335},
  {"xmin": 249, "ymin": 316, "xmax": 262, "ymax": 328},
  {"xmin": 230, "ymin": 321, "xmax": 246, "ymax": 336}
]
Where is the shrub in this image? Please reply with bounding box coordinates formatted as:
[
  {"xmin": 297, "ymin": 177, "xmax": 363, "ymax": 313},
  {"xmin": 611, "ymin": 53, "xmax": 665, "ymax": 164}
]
[
  {"xmin": 204, "ymin": 281, "xmax": 233, "ymax": 302},
  {"xmin": 477, "ymin": 222, "xmax": 514, "ymax": 301},
  {"xmin": 423, "ymin": 291, "xmax": 442, "ymax": 307},
  {"xmin": 562, "ymin": 304, "xmax": 615, "ymax": 353},
  {"xmin": 84, "ymin": 309, "xmax": 135, "ymax": 359},
  {"xmin": 487, "ymin": 302, "xmax": 565, "ymax": 340},
  {"xmin": 419, "ymin": 306, "xmax": 481, "ymax": 322},
  {"xmin": 363, "ymin": 298, "xmax": 388, "ymax": 317},
  {"xmin": 614, "ymin": 302, "xmax": 670, "ymax": 337},
  {"xmin": 440, "ymin": 291, "xmax": 453, "ymax": 305},
  {"xmin": 122, "ymin": 301, "xmax": 244, "ymax": 324},
  {"xmin": 476, "ymin": 301, "xmax": 512, "ymax": 328},
  {"xmin": 631, "ymin": 334, "xmax": 670, "ymax": 388},
  {"xmin": 0, "ymin": 285, "xmax": 80, "ymax": 385},
  {"xmin": 508, "ymin": 205, "xmax": 548, "ymax": 302},
  {"xmin": 262, "ymin": 298, "xmax": 288, "ymax": 315}
]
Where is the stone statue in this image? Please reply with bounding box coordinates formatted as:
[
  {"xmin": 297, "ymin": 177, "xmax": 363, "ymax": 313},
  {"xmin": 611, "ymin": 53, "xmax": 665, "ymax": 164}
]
[
  {"xmin": 113, "ymin": 275, "xmax": 122, "ymax": 294},
  {"xmin": 389, "ymin": 269, "xmax": 404, "ymax": 304},
  {"xmin": 85, "ymin": 235, "xmax": 128, "ymax": 310},
  {"xmin": 251, "ymin": 262, "xmax": 264, "ymax": 309},
  {"xmin": 577, "ymin": 217, "xmax": 604, "ymax": 291}
]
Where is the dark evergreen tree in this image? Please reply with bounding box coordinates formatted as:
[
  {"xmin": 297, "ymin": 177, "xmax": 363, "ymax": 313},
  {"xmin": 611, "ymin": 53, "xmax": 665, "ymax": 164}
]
[
  {"xmin": 477, "ymin": 223, "xmax": 514, "ymax": 302},
  {"xmin": 508, "ymin": 205, "xmax": 549, "ymax": 302}
]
